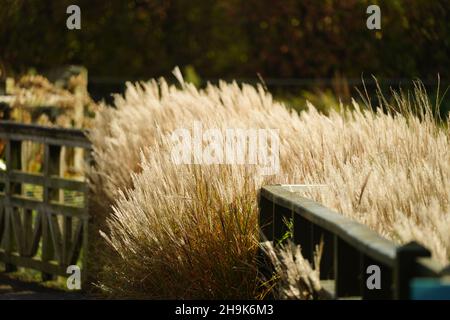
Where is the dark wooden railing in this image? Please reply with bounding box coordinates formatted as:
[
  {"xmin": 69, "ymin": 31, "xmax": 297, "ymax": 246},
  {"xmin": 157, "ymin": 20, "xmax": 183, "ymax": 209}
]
[
  {"xmin": 0, "ymin": 120, "xmax": 91, "ymax": 282},
  {"xmin": 259, "ymin": 185, "xmax": 449, "ymax": 300}
]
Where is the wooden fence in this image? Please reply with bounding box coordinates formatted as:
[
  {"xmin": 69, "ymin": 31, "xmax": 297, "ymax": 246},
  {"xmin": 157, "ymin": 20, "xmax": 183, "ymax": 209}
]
[
  {"xmin": 259, "ymin": 185, "xmax": 450, "ymax": 300},
  {"xmin": 0, "ymin": 120, "xmax": 91, "ymax": 282},
  {"xmin": 1, "ymin": 119, "xmax": 448, "ymax": 298}
]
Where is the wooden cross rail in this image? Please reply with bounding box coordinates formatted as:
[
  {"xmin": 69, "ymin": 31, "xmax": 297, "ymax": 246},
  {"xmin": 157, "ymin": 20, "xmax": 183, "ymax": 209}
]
[
  {"xmin": 259, "ymin": 185, "xmax": 449, "ymax": 300},
  {"xmin": 0, "ymin": 120, "xmax": 91, "ymax": 283}
]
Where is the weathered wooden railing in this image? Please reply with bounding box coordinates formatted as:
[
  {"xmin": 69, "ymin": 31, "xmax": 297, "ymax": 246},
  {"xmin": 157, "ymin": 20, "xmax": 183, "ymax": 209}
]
[
  {"xmin": 259, "ymin": 185, "xmax": 450, "ymax": 300},
  {"xmin": 0, "ymin": 120, "xmax": 91, "ymax": 282}
]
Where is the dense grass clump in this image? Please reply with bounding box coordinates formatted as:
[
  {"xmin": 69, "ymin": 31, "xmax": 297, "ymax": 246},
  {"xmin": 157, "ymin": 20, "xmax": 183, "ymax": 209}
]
[{"xmin": 88, "ymin": 71, "xmax": 450, "ymax": 299}]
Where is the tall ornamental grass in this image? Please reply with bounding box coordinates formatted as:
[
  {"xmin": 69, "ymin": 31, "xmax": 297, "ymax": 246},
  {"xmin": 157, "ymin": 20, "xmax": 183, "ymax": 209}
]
[{"xmin": 88, "ymin": 71, "xmax": 450, "ymax": 298}]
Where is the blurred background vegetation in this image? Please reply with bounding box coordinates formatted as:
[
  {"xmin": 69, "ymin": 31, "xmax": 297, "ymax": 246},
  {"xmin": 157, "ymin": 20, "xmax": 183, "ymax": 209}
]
[{"xmin": 1, "ymin": 0, "xmax": 449, "ymax": 114}]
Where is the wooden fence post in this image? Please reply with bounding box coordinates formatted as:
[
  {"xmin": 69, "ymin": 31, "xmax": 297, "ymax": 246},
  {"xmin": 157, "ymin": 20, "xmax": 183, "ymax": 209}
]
[
  {"xmin": 312, "ymin": 226, "xmax": 334, "ymax": 280},
  {"xmin": 259, "ymin": 192, "xmax": 274, "ymax": 242},
  {"xmin": 394, "ymin": 241, "xmax": 431, "ymax": 299},
  {"xmin": 293, "ymin": 214, "xmax": 313, "ymax": 262},
  {"xmin": 334, "ymin": 237, "xmax": 360, "ymax": 297},
  {"xmin": 3, "ymin": 139, "xmax": 21, "ymax": 273},
  {"xmin": 41, "ymin": 144, "xmax": 61, "ymax": 281}
]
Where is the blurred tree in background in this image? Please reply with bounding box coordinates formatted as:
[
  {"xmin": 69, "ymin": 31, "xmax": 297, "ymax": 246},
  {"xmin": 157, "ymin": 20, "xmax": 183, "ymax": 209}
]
[{"xmin": 0, "ymin": 0, "xmax": 449, "ymax": 82}]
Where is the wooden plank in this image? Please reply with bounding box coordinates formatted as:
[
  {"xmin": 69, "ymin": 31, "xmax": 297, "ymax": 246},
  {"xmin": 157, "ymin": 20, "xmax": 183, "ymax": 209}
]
[
  {"xmin": 258, "ymin": 193, "xmax": 274, "ymax": 241},
  {"xmin": 80, "ymin": 149, "xmax": 90, "ymax": 286},
  {"xmin": 49, "ymin": 176, "xmax": 86, "ymax": 192},
  {"xmin": 48, "ymin": 202, "xmax": 87, "ymax": 217},
  {"xmin": 2, "ymin": 138, "xmax": 17, "ymax": 272},
  {"xmin": 48, "ymin": 213, "xmax": 63, "ymax": 263},
  {"xmin": 46, "ymin": 144, "xmax": 62, "ymax": 207},
  {"xmin": 23, "ymin": 209, "xmax": 33, "ymax": 256},
  {"xmin": 0, "ymin": 206, "xmax": 4, "ymax": 242},
  {"xmin": 334, "ymin": 236, "xmax": 361, "ymax": 298},
  {"xmin": 2, "ymin": 207, "xmax": 13, "ymax": 255},
  {"xmin": 6, "ymin": 139, "xmax": 23, "ymax": 200},
  {"xmin": 41, "ymin": 143, "xmax": 57, "ymax": 281},
  {"xmin": 261, "ymin": 186, "xmax": 397, "ymax": 267},
  {"xmin": 5, "ymin": 195, "xmax": 43, "ymax": 211},
  {"xmin": 11, "ymin": 207, "xmax": 24, "ymax": 255},
  {"xmin": 6, "ymin": 138, "xmax": 20, "ymax": 257},
  {"xmin": 394, "ymin": 241, "xmax": 431, "ymax": 299},
  {"xmin": 68, "ymin": 218, "xmax": 83, "ymax": 265},
  {"xmin": 41, "ymin": 211, "xmax": 54, "ymax": 281},
  {"xmin": 312, "ymin": 225, "xmax": 334, "ymax": 280},
  {"xmin": 62, "ymin": 215, "xmax": 72, "ymax": 265},
  {"xmin": 0, "ymin": 170, "xmax": 44, "ymax": 186},
  {"xmin": 10, "ymin": 140, "xmax": 22, "ymax": 172},
  {"xmin": 14, "ymin": 134, "xmax": 90, "ymax": 148},
  {"xmin": 1, "ymin": 195, "xmax": 88, "ymax": 217},
  {"xmin": 273, "ymin": 204, "xmax": 291, "ymax": 243},
  {"xmin": 0, "ymin": 171, "xmax": 86, "ymax": 192},
  {"xmin": 293, "ymin": 213, "xmax": 313, "ymax": 262},
  {"xmin": 2, "ymin": 138, "xmax": 17, "ymax": 260},
  {"xmin": 27, "ymin": 211, "xmax": 42, "ymax": 257},
  {"xmin": 81, "ymin": 217, "xmax": 89, "ymax": 284},
  {"xmin": 0, "ymin": 251, "xmax": 67, "ymax": 277},
  {"xmin": 0, "ymin": 120, "xmax": 90, "ymax": 148}
]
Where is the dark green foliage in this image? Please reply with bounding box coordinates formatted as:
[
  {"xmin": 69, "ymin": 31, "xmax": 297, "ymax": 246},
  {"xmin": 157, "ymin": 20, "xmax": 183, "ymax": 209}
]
[{"xmin": 0, "ymin": 0, "xmax": 449, "ymax": 81}]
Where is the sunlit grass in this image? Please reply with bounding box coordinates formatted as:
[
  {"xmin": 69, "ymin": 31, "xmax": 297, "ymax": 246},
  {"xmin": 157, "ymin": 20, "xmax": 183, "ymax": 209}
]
[{"xmin": 88, "ymin": 70, "xmax": 450, "ymax": 299}]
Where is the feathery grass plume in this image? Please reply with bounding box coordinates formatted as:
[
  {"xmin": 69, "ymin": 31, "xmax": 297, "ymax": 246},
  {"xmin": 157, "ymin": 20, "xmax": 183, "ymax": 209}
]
[
  {"xmin": 88, "ymin": 70, "xmax": 450, "ymax": 298},
  {"xmin": 261, "ymin": 240, "xmax": 323, "ymax": 300}
]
